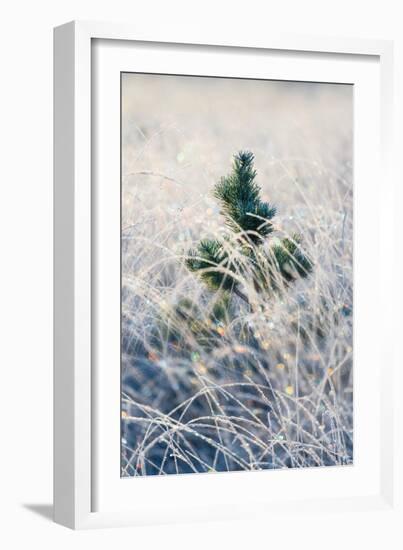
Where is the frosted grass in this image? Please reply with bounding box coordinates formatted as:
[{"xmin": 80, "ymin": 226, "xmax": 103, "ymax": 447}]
[{"xmin": 120, "ymin": 74, "xmax": 353, "ymax": 476}]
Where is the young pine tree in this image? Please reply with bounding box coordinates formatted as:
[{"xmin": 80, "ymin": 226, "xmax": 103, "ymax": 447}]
[{"xmin": 186, "ymin": 151, "xmax": 312, "ymax": 306}]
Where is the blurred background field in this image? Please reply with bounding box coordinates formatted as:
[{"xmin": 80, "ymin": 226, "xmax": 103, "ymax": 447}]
[{"xmin": 121, "ymin": 73, "xmax": 353, "ymax": 477}]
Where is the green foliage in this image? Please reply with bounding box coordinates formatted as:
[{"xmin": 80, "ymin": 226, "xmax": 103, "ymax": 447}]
[
  {"xmin": 271, "ymin": 234, "xmax": 313, "ymax": 283},
  {"xmin": 186, "ymin": 239, "xmax": 237, "ymax": 291},
  {"xmin": 214, "ymin": 151, "xmax": 276, "ymax": 244},
  {"xmin": 186, "ymin": 151, "xmax": 312, "ymax": 306}
]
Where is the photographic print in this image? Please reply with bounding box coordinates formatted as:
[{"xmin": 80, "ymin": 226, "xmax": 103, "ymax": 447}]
[{"xmin": 121, "ymin": 73, "xmax": 353, "ymax": 477}]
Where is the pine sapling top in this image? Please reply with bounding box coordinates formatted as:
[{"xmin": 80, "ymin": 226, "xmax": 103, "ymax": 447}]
[{"xmin": 186, "ymin": 151, "xmax": 312, "ymax": 305}]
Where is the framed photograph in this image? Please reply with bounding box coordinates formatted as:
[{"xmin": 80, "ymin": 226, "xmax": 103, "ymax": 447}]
[{"xmin": 54, "ymin": 21, "xmax": 397, "ymax": 529}]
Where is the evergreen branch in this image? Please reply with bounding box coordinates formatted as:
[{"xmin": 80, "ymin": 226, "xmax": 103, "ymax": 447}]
[
  {"xmin": 271, "ymin": 234, "xmax": 313, "ymax": 283},
  {"xmin": 186, "ymin": 239, "xmax": 238, "ymax": 291},
  {"xmin": 185, "ymin": 151, "xmax": 313, "ymax": 307},
  {"xmin": 214, "ymin": 151, "xmax": 276, "ymax": 243}
]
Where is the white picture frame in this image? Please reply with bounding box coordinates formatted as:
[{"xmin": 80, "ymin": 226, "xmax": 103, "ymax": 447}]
[{"xmin": 54, "ymin": 20, "xmax": 398, "ymax": 530}]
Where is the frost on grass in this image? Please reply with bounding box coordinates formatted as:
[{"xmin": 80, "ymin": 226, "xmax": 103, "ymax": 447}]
[{"xmin": 120, "ymin": 75, "xmax": 353, "ymax": 476}]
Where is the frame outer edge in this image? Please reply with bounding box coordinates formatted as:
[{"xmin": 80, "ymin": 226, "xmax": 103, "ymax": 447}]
[
  {"xmin": 53, "ymin": 21, "xmax": 76, "ymax": 529},
  {"xmin": 379, "ymin": 41, "xmax": 395, "ymax": 507},
  {"xmin": 75, "ymin": 19, "xmax": 389, "ymax": 57},
  {"xmin": 53, "ymin": 20, "xmax": 396, "ymax": 528},
  {"xmin": 73, "ymin": 20, "xmax": 92, "ymax": 528},
  {"xmin": 54, "ymin": 20, "xmax": 93, "ymax": 530}
]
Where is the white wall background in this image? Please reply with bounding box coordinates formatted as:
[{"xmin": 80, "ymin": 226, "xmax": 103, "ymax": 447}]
[{"xmin": 0, "ymin": 0, "xmax": 401, "ymax": 548}]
